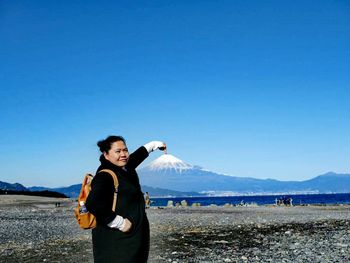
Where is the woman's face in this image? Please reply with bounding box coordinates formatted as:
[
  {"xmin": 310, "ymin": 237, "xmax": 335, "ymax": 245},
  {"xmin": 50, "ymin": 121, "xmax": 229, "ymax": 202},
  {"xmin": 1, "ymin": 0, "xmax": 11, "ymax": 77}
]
[{"xmin": 104, "ymin": 141, "xmax": 129, "ymax": 167}]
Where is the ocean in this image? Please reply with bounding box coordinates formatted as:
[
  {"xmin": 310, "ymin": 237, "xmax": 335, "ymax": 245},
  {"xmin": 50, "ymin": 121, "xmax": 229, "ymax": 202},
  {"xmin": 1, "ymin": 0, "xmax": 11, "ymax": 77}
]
[{"xmin": 150, "ymin": 193, "xmax": 350, "ymax": 207}]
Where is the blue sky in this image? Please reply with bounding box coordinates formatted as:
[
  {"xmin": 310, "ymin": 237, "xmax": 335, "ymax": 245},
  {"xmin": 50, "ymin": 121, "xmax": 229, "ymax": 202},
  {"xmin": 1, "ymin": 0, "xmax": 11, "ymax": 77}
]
[{"xmin": 1, "ymin": 0, "xmax": 350, "ymax": 187}]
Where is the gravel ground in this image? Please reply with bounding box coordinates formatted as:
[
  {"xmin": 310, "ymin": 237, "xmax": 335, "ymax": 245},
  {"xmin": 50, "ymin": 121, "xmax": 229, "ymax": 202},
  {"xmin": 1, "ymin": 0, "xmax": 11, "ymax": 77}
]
[
  {"xmin": 0, "ymin": 196, "xmax": 349, "ymax": 263},
  {"xmin": 148, "ymin": 206, "xmax": 350, "ymax": 263}
]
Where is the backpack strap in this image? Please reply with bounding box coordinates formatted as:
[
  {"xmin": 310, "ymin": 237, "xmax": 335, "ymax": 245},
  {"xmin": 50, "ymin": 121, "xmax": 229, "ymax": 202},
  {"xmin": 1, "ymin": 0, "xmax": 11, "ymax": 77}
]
[{"xmin": 98, "ymin": 169, "xmax": 119, "ymax": 212}]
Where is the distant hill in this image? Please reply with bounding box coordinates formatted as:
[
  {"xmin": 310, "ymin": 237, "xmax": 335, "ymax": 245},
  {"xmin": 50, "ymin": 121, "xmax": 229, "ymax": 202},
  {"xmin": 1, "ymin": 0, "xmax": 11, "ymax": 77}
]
[
  {"xmin": 28, "ymin": 184, "xmax": 82, "ymax": 198},
  {"xmin": 0, "ymin": 181, "xmax": 67, "ymax": 198},
  {"xmin": 0, "ymin": 181, "xmax": 27, "ymax": 191}
]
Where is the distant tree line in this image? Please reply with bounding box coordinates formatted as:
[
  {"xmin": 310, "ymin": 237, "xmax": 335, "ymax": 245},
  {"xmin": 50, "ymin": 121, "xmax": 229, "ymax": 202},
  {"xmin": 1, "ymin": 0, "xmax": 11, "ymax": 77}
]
[{"xmin": 0, "ymin": 189, "xmax": 67, "ymax": 198}]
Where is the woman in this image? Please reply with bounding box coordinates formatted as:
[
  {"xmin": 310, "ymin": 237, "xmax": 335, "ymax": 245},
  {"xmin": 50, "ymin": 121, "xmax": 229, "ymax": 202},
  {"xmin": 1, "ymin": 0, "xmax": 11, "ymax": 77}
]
[{"xmin": 86, "ymin": 135, "xmax": 166, "ymax": 263}]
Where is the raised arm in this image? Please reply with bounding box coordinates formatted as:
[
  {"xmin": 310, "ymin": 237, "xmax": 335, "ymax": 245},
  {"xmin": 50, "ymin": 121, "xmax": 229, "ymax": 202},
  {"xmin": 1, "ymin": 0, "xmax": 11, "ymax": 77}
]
[{"xmin": 127, "ymin": 141, "xmax": 166, "ymax": 169}]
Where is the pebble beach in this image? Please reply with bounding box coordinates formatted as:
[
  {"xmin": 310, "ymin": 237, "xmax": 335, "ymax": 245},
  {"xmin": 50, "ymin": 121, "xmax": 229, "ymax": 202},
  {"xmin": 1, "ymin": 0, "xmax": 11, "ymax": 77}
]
[{"xmin": 0, "ymin": 195, "xmax": 349, "ymax": 263}]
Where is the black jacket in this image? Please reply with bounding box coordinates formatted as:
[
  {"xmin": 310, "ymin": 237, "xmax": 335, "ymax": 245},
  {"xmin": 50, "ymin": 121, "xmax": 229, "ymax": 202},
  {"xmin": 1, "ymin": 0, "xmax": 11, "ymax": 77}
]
[{"xmin": 85, "ymin": 146, "xmax": 150, "ymax": 263}]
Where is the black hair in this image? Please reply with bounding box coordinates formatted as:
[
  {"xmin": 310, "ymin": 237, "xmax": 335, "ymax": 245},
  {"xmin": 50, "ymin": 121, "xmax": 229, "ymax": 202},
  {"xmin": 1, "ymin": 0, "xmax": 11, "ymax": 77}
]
[{"xmin": 97, "ymin": 135, "xmax": 126, "ymax": 153}]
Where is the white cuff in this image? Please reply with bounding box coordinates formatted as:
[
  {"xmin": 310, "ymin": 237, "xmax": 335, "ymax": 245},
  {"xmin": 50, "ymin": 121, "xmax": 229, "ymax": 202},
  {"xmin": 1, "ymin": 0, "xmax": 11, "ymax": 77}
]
[
  {"xmin": 107, "ymin": 215, "xmax": 125, "ymax": 230},
  {"xmin": 143, "ymin": 141, "xmax": 165, "ymax": 153}
]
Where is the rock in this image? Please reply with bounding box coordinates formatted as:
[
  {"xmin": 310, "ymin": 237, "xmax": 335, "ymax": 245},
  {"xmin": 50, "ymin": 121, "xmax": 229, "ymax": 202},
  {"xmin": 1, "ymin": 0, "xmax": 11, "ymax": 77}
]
[
  {"xmin": 180, "ymin": 200, "xmax": 188, "ymax": 207},
  {"xmin": 167, "ymin": 200, "xmax": 174, "ymax": 207},
  {"xmin": 214, "ymin": 240, "xmax": 229, "ymax": 244},
  {"xmin": 241, "ymin": 255, "xmax": 248, "ymax": 261},
  {"xmin": 335, "ymin": 243, "xmax": 348, "ymax": 248}
]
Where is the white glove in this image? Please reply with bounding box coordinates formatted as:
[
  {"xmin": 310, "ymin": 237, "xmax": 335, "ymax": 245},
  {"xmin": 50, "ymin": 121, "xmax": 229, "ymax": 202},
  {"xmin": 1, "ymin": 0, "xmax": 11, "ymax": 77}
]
[
  {"xmin": 107, "ymin": 215, "xmax": 125, "ymax": 230},
  {"xmin": 143, "ymin": 141, "xmax": 166, "ymax": 153}
]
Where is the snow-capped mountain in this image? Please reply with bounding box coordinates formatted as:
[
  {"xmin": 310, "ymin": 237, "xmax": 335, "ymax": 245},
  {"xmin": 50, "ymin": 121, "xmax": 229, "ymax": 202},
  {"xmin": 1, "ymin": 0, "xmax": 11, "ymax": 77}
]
[
  {"xmin": 146, "ymin": 154, "xmax": 193, "ymax": 172},
  {"xmin": 138, "ymin": 154, "xmax": 350, "ymax": 194}
]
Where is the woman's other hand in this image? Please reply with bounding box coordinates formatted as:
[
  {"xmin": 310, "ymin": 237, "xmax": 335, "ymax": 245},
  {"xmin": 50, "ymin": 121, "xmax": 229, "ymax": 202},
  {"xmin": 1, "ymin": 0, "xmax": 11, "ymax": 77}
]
[{"xmin": 120, "ymin": 218, "xmax": 132, "ymax": 232}]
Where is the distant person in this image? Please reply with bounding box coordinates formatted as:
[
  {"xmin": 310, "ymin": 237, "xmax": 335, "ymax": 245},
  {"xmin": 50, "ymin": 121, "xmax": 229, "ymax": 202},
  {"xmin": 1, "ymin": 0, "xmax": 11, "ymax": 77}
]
[
  {"xmin": 86, "ymin": 135, "xmax": 166, "ymax": 263},
  {"xmin": 277, "ymin": 197, "xmax": 283, "ymax": 206},
  {"xmin": 144, "ymin": 192, "xmax": 151, "ymax": 209}
]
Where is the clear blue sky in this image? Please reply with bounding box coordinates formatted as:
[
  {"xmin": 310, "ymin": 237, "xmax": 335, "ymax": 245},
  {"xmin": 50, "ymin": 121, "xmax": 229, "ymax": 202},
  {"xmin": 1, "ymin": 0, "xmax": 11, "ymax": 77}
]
[{"xmin": 1, "ymin": 0, "xmax": 349, "ymax": 187}]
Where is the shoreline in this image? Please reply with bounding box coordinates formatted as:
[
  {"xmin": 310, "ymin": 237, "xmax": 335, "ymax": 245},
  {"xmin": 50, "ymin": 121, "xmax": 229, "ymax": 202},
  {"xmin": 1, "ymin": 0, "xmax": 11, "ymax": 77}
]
[{"xmin": 148, "ymin": 192, "xmax": 350, "ymax": 208}]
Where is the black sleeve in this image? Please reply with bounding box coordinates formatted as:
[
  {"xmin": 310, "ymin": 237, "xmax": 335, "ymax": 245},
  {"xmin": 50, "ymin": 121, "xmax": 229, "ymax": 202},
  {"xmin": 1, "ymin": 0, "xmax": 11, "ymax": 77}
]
[
  {"xmin": 127, "ymin": 146, "xmax": 149, "ymax": 170},
  {"xmin": 85, "ymin": 172, "xmax": 116, "ymax": 225}
]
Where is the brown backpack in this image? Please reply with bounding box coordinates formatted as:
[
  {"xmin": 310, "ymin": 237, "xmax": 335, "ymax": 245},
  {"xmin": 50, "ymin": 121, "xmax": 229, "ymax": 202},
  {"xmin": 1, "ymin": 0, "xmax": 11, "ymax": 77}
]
[{"xmin": 74, "ymin": 169, "xmax": 119, "ymax": 229}]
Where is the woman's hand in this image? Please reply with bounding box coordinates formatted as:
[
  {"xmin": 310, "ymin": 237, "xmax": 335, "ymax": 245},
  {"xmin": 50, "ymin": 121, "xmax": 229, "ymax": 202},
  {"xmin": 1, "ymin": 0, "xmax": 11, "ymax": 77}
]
[
  {"xmin": 144, "ymin": 141, "xmax": 166, "ymax": 153},
  {"xmin": 120, "ymin": 218, "xmax": 132, "ymax": 232}
]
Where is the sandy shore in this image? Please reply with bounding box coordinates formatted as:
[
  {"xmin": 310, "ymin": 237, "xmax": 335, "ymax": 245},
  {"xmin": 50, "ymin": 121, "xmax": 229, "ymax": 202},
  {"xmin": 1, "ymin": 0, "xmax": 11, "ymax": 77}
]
[{"xmin": 0, "ymin": 195, "xmax": 349, "ymax": 262}]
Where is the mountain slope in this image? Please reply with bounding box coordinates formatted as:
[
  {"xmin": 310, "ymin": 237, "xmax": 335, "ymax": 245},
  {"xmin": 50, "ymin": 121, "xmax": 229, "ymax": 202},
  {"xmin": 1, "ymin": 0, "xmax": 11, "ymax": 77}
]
[
  {"xmin": 299, "ymin": 172, "xmax": 350, "ymax": 193},
  {"xmin": 138, "ymin": 154, "xmax": 350, "ymax": 194}
]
